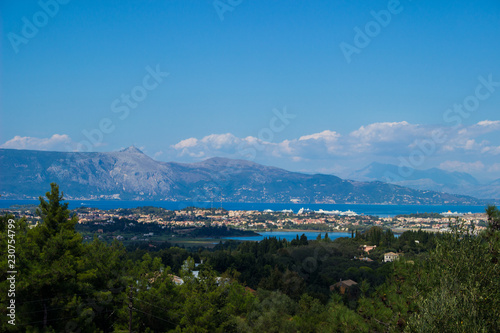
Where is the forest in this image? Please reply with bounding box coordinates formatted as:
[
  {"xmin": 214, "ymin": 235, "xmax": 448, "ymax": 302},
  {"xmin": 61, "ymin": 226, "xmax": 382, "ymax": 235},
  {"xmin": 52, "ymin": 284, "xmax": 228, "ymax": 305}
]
[{"xmin": 1, "ymin": 183, "xmax": 499, "ymax": 332}]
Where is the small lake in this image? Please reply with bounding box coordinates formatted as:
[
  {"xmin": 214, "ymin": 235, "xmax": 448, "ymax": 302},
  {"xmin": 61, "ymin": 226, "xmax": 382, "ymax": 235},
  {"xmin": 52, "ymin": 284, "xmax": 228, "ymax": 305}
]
[{"xmin": 222, "ymin": 231, "xmax": 352, "ymax": 242}]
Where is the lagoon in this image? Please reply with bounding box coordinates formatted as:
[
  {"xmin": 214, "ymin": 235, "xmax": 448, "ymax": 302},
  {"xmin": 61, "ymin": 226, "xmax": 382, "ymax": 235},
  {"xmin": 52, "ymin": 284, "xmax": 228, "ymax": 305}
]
[{"xmin": 222, "ymin": 231, "xmax": 352, "ymax": 242}]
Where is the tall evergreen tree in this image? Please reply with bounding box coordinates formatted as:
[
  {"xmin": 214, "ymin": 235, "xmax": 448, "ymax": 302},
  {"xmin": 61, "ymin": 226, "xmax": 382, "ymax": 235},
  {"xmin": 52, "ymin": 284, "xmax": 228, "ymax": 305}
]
[{"xmin": 16, "ymin": 183, "xmax": 92, "ymax": 331}]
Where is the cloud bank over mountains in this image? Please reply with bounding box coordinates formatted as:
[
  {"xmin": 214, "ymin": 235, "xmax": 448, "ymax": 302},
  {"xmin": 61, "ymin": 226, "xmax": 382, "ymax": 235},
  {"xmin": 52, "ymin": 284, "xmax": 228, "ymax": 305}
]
[
  {"xmin": 0, "ymin": 134, "xmax": 77, "ymax": 152},
  {"xmin": 170, "ymin": 120, "xmax": 500, "ymax": 158},
  {"xmin": 2, "ymin": 120, "xmax": 500, "ymax": 180},
  {"xmin": 165, "ymin": 120, "xmax": 500, "ymax": 180}
]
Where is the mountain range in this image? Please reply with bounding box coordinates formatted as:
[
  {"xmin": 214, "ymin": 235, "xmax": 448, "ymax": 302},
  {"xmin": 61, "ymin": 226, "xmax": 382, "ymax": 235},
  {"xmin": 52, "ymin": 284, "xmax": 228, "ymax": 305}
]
[
  {"xmin": 349, "ymin": 162, "xmax": 500, "ymax": 200},
  {"xmin": 0, "ymin": 147, "xmax": 490, "ymax": 205}
]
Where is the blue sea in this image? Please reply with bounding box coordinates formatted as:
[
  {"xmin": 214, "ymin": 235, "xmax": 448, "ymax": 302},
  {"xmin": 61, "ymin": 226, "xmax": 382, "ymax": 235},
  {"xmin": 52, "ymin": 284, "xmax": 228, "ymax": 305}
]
[{"xmin": 0, "ymin": 199, "xmax": 489, "ymax": 217}]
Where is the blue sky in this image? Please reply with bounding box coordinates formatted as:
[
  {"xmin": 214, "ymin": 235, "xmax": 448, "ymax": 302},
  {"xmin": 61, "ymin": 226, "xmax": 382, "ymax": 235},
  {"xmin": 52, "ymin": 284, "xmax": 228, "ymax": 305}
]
[{"xmin": 1, "ymin": 0, "xmax": 500, "ymax": 181}]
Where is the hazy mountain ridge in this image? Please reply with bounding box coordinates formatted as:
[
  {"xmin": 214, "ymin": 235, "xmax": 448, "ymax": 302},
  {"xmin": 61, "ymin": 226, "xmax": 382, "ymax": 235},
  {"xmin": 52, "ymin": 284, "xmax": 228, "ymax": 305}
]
[
  {"xmin": 350, "ymin": 162, "xmax": 500, "ymax": 200},
  {"xmin": 0, "ymin": 147, "xmax": 487, "ymax": 204}
]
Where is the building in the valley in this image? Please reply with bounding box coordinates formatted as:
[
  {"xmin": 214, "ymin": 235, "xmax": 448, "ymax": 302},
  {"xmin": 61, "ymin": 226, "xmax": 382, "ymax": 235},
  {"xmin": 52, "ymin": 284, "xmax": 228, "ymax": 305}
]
[
  {"xmin": 361, "ymin": 245, "xmax": 377, "ymax": 253},
  {"xmin": 330, "ymin": 279, "xmax": 358, "ymax": 295},
  {"xmin": 384, "ymin": 252, "xmax": 400, "ymax": 262}
]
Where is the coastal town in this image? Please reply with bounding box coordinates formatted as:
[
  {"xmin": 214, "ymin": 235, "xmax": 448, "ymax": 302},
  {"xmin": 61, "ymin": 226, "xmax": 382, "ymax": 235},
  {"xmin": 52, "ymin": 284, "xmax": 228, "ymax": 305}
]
[{"xmin": 2, "ymin": 204, "xmax": 490, "ymax": 234}]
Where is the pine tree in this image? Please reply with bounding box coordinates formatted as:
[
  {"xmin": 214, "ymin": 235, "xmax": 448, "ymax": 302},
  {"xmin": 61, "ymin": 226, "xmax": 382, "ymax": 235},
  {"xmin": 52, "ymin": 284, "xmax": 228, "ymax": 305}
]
[
  {"xmin": 36, "ymin": 183, "xmax": 78, "ymax": 237},
  {"xmin": 16, "ymin": 183, "xmax": 92, "ymax": 331}
]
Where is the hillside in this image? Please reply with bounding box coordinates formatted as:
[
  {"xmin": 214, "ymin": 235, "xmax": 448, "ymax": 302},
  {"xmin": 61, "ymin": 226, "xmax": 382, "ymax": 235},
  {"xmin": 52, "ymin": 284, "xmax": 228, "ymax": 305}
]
[{"xmin": 0, "ymin": 147, "xmax": 486, "ymax": 204}]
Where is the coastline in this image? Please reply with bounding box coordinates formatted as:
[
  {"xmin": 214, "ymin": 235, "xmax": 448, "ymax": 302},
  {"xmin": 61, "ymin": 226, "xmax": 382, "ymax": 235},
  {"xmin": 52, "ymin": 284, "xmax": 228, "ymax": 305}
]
[{"xmin": 0, "ymin": 199, "xmax": 489, "ymax": 217}]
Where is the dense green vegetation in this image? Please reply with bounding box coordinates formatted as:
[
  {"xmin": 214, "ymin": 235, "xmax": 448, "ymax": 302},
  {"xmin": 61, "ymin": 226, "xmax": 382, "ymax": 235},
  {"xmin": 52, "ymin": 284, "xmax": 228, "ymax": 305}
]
[{"xmin": 1, "ymin": 183, "xmax": 499, "ymax": 332}]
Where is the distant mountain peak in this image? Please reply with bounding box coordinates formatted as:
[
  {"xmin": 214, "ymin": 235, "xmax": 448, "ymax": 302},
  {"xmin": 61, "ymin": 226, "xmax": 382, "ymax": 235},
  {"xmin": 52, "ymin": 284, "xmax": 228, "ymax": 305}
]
[
  {"xmin": 0, "ymin": 148, "xmax": 490, "ymax": 203},
  {"xmin": 119, "ymin": 146, "xmax": 144, "ymax": 154}
]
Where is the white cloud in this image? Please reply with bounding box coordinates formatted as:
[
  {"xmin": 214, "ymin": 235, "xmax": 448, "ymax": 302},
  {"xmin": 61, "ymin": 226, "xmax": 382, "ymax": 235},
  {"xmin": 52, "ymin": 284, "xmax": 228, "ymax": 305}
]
[
  {"xmin": 349, "ymin": 121, "xmax": 415, "ymax": 142},
  {"xmin": 347, "ymin": 121, "xmax": 427, "ymax": 154},
  {"xmin": 277, "ymin": 140, "xmax": 294, "ymax": 155},
  {"xmin": 200, "ymin": 133, "xmax": 239, "ymax": 148},
  {"xmin": 170, "ymin": 133, "xmax": 245, "ymax": 159},
  {"xmin": 172, "ymin": 137, "xmax": 198, "ymax": 150},
  {"xmin": 0, "ymin": 134, "xmax": 77, "ymax": 151},
  {"xmin": 299, "ymin": 130, "xmax": 340, "ymax": 142},
  {"xmin": 476, "ymin": 120, "xmax": 500, "ymax": 128},
  {"xmin": 457, "ymin": 120, "xmax": 500, "ymax": 138},
  {"xmin": 296, "ymin": 130, "xmax": 341, "ymax": 155}
]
